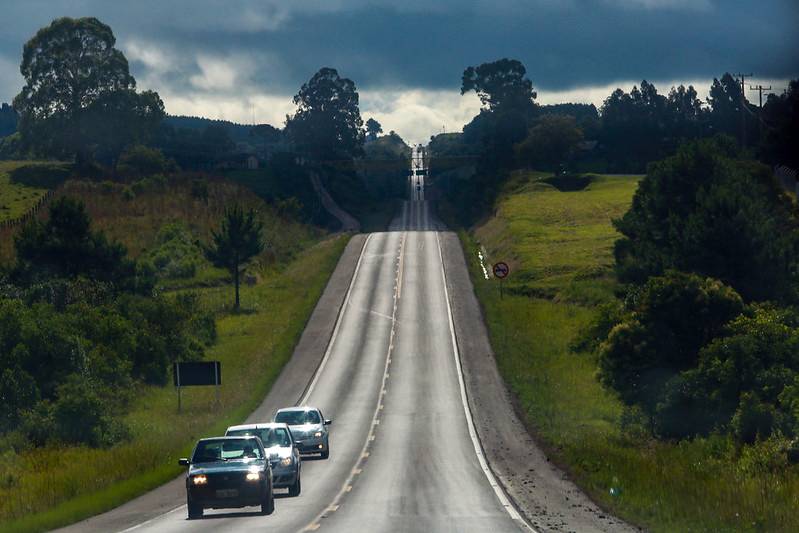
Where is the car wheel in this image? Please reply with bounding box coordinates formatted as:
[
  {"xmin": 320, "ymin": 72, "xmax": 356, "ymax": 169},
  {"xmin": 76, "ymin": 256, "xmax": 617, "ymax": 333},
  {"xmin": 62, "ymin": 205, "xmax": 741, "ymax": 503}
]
[
  {"xmin": 187, "ymin": 499, "xmax": 203, "ymax": 519},
  {"xmin": 261, "ymin": 484, "xmax": 275, "ymax": 515},
  {"xmin": 288, "ymin": 474, "xmax": 301, "ymax": 497}
]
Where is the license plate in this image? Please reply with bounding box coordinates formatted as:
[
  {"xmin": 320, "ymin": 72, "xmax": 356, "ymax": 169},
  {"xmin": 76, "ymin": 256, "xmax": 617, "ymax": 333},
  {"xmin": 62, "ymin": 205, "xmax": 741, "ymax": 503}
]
[{"xmin": 216, "ymin": 489, "xmax": 238, "ymax": 498}]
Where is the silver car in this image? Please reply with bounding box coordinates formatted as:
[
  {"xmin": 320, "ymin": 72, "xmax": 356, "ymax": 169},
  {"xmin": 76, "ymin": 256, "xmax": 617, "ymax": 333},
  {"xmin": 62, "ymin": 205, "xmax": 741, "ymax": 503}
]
[
  {"xmin": 273, "ymin": 407, "xmax": 332, "ymax": 459},
  {"xmin": 225, "ymin": 422, "xmax": 302, "ymax": 496}
]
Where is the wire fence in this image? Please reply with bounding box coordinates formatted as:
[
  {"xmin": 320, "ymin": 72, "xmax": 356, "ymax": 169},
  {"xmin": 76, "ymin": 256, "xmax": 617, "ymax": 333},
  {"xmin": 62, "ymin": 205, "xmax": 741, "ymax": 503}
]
[
  {"xmin": 0, "ymin": 189, "xmax": 55, "ymax": 230},
  {"xmin": 775, "ymin": 165, "xmax": 798, "ymax": 200}
]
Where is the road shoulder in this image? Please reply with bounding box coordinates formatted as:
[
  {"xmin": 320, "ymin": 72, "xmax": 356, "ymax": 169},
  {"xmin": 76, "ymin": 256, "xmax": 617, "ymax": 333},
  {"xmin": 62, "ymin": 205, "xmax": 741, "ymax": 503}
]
[{"xmin": 439, "ymin": 231, "xmax": 639, "ymax": 533}]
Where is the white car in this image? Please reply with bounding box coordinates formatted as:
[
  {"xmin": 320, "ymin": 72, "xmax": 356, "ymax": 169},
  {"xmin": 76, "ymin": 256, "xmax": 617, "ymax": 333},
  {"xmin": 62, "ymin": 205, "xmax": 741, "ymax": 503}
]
[
  {"xmin": 225, "ymin": 422, "xmax": 302, "ymax": 496},
  {"xmin": 273, "ymin": 407, "xmax": 332, "ymax": 459}
]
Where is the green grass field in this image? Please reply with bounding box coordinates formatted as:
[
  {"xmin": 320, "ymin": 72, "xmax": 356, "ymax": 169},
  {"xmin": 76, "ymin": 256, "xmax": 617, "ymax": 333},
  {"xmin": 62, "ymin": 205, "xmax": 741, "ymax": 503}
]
[
  {"xmin": 465, "ymin": 172, "xmax": 799, "ymax": 532},
  {"xmin": 0, "ymin": 233, "xmax": 348, "ymax": 533},
  {"xmin": 0, "ymin": 161, "xmax": 49, "ymax": 222}
]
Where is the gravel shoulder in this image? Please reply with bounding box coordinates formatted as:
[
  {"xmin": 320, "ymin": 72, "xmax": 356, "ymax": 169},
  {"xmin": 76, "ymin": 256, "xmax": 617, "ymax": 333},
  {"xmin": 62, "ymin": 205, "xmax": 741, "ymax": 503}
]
[{"xmin": 439, "ymin": 230, "xmax": 641, "ymax": 533}]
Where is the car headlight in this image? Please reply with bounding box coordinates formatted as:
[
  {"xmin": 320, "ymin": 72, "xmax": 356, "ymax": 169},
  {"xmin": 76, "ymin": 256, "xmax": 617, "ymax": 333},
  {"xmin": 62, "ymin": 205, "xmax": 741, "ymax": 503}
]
[
  {"xmin": 192, "ymin": 475, "xmax": 207, "ymax": 485},
  {"xmin": 314, "ymin": 431, "xmax": 323, "ymax": 438},
  {"xmin": 245, "ymin": 472, "xmax": 261, "ymax": 481},
  {"xmin": 280, "ymin": 457, "xmax": 292, "ymax": 466}
]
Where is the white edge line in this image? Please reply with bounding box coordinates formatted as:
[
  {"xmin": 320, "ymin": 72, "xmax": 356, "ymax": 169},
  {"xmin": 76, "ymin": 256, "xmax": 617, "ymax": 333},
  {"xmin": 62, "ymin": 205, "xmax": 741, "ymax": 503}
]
[
  {"xmin": 116, "ymin": 234, "xmax": 372, "ymax": 532},
  {"xmin": 435, "ymin": 231, "xmax": 537, "ymax": 533},
  {"xmin": 299, "ymin": 233, "xmax": 373, "ymax": 405},
  {"xmin": 117, "ymin": 504, "xmax": 185, "ymax": 533}
]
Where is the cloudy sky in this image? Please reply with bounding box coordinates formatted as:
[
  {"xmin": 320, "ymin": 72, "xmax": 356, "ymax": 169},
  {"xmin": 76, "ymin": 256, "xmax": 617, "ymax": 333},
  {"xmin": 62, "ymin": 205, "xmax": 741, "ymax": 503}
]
[{"xmin": 1, "ymin": 0, "xmax": 797, "ymax": 143}]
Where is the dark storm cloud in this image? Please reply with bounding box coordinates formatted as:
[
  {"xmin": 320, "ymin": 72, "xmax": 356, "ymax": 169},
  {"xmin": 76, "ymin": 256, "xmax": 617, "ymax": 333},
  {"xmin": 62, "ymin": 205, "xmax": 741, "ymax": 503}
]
[{"xmin": 0, "ymin": 0, "xmax": 797, "ymax": 101}]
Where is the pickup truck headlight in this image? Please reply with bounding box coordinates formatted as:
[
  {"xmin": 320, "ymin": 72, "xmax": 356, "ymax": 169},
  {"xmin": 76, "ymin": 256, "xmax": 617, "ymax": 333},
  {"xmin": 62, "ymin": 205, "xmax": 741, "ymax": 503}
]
[
  {"xmin": 313, "ymin": 431, "xmax": 323, "ymax": 438},
  {"xmin": 280, "ymin": 457, "xmax": 292, "ymax": 466},
  {"xmin": 245, "ymin": 472, "xmax": 261, "ymax": 481},
  {"xmin": 192, "ymin": 475, "xmax": 207, "ymax": 485}
]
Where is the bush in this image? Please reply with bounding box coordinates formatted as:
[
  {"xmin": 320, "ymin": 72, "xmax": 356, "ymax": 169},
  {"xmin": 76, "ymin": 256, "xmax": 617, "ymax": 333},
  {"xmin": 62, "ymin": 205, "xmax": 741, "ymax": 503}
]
[
  {"xmin": 9, "ymin": 163, "xmax": 71, "ymax": 188},
  {"xmin": 732, "ymin": 393, "xmax": 778, "ymax": 445},
  {"xmin": 51, "ymin": 375, "xmax": 130, "ymax": 447},
  {"xmin": 598, "ymin": 271, "xmax": 743, "ymax": 416},
  {"xmin": 144, "ymin": 222, "xmax": 206, "ymax": 280},
  {"xmin": 117, "ymin": 145, "xmax": 172, "ymax": 179}
]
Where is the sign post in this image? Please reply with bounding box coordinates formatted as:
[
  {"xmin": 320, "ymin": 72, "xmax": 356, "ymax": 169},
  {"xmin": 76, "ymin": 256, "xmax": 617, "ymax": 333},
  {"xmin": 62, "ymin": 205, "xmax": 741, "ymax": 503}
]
[
  {"xmin": 174, "ymin": 361, "xmax": 222, "ymax": 412},
  {"xmin": 492, "ymin": 262, "xmax": 510, "ymax": 299}
]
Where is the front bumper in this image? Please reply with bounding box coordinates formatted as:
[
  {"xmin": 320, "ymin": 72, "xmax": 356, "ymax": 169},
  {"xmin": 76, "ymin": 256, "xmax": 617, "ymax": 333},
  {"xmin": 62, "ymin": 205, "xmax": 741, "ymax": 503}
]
[
  {"xmin": 270, "ymin": 463, "xmax": 299, "ymax": 487},
  {"xmin": 294, "ymin": 436, "xmax": 327, "ymax": 454},
  {"xmin": 187, "ymin": 482, "xmax": 266, "ymax": 509}
]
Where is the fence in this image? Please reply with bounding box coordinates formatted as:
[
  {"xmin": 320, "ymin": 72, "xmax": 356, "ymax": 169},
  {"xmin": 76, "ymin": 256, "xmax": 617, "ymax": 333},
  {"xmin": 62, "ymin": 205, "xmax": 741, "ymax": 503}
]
[
  {"xmin": 774, "ymin": 165, "xmax": 798, "ymax": 200},
  {"xmin": 0, "ymin": 189, "xmax": 55, "ymax": 230}
]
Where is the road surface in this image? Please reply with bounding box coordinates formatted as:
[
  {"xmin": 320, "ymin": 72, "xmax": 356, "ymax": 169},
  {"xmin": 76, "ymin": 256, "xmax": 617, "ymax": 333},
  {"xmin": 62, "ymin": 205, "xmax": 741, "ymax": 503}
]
[{"xmin": 60, "ymin": 148, "xmax": 634, "ymax": 533}]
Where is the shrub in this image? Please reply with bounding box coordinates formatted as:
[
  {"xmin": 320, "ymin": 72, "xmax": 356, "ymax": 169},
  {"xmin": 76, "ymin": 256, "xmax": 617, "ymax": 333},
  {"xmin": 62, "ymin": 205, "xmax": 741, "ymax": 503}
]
[
  {"xmin": 51, "ymin": 375, "xmax": 129, "ymax": 447},
  {"xmin": 597, "ymin": 271, "xmax": 743, "ymax": 416},
  {"xmin": 144, "ymin": 222, "xmax": 206, "ymax": 280},
  {"xmin": 732, "ymin": 393, "xmax": 778, "ymax": 445},
  {"xmin": 117, "ymin": 145, "xmax": 171, "ymax": 179}
]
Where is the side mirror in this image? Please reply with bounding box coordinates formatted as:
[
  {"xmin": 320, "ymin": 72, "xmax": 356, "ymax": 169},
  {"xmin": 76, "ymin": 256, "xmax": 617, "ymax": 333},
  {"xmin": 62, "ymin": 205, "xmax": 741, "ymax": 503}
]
[
  {"xmin": 324, "ymin": 419, "xmax": 332, "ymax": 426},
  {"xmin": 178, "ymin": 458, "xmax": 190, "ymax": 466}
]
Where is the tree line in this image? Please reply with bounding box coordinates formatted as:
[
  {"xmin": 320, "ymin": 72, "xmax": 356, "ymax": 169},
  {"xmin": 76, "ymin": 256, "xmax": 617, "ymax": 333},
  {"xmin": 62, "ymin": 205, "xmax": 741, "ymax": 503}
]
[{"xmin": 433, "ymin": 58, "xmax": 798, "ymax": 224}]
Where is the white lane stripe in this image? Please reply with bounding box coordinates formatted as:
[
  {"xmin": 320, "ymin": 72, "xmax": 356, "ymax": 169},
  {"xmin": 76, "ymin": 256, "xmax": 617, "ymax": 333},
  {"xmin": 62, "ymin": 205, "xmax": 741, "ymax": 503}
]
[
  {"xmin": 301, "ymin": 232, "xmax": 407, "ymax": 532},
  {"xmin": 435, "ymin": 232, "xmax": 536, "ymax": 533},
  {"xmin": 299, "ymin": 233, "xmax": 373, "ymax": 405}
]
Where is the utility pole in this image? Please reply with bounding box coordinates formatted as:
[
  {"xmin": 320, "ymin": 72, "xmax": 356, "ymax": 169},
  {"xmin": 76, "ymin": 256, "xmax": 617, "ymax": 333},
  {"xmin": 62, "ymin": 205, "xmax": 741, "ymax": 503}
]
[
  {"xmin": 749, "ymin": 83, "xmax": 771, "ymax": 140},
  {"xmin": 749, "ymin": 84, "xmax": 771, "ymax": 109},
  {"xmin": 735, "ymin": 73, "xmax": 752, "ymax": 148}
]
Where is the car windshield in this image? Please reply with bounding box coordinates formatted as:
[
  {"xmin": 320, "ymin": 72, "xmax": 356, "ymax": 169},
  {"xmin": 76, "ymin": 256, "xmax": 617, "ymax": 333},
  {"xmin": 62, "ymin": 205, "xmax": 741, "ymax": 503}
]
[
  {"xmin": 275, "ymin": 410, "xmax": 320, "ymax": 425},
  {"xmin": 192, "ymin": 439, "xmax": 263, "ymax": 463},
  {"xmin": 227, "ymin": 428, "xmax": 291, "ymax": 447}
]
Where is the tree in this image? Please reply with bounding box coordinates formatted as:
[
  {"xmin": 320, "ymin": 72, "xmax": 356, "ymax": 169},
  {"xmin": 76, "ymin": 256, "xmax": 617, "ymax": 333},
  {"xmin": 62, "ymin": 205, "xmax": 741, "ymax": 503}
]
[
  {"xmin": 707, "ymin": 73, "xmax": 757, "ymax": 145},
  {"xmin": 285, "ymin": 67, "xmax": 364, "ymax": 161},
  {"xmin": 600, "ymin": 80, "xmax": 669, "ymax": 171},
  {"xmin": 86, "ymin": 89, "xmax": 165, "ymax": 168},
  {"xmin": 666, "ymin": 84, "xmax": 705, "ymax": 139},
  {"xmin": 514, "ymin": 114, "xmax": 583, "ymax": 170},
  {"xmin": 0, "ymin": 103, "xmax": 17, "ymax": 138},
  {"xmin": 760, "ymin": 79, "xmax": 799, "ymax": 168},
  {"xmin": 365, "ymin": 118, "xmax": 383, "ymax": 141},
  {"xmin": 13, "ymin": 196, "xmax": 135, "ymax": 287},
  {"xmin": 207, "ymin": 205, "xmax": 264, "ymax": 309},
  {"xmin": 597, "ymin": 272, "xmax": 744, "ymax": 431},
  {"xmin": 12, "ymin": 17, "xmax": 162, "ymax": 165},
  {"xmin": 461, "ymin": 58, "xmax": 537, "ymax": 115},
  {"xmin": 614, "ymin": 136, "xmax": 799, "ymax": 302}
]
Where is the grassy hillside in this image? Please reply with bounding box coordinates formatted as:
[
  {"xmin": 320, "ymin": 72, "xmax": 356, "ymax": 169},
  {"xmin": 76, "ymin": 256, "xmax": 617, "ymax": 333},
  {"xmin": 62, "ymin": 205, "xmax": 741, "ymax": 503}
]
[
  {"xmin": 0, "ymin": 175, "xmax": 321, "ymax": 270},
  {"xmin": 464, "ymin": 172, "xmax": 799, "ymax": 532},
  {"xmin": 0, "ymin": 173, "xmax": 348, "ymax": 531}
]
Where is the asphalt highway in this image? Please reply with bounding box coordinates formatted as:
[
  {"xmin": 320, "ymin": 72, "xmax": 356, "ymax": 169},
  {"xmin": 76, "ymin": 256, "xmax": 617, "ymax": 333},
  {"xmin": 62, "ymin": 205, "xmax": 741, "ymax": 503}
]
[{"xmin": 86, "ymin": 197, "xmax": 526, "ymax": 533}]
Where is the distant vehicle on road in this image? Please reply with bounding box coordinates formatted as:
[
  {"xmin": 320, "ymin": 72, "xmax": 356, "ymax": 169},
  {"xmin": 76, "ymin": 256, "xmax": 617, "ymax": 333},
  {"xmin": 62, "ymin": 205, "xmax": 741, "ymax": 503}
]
[
  {"xmin": 274, "ymin": 407, "xmax": 332, "ymax": 459},
  {"xmin": 225, "ymin": 422, "xmax": 302, "ymax": 496},
  {"xmin": 179, "ymin": 436, "xmax": 274, "ymax": 519}
]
